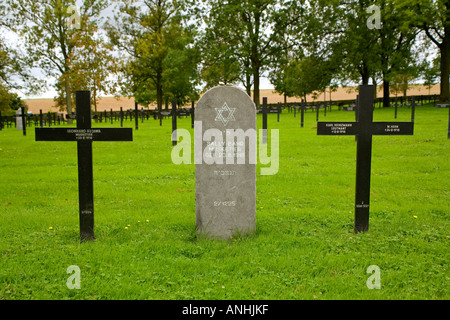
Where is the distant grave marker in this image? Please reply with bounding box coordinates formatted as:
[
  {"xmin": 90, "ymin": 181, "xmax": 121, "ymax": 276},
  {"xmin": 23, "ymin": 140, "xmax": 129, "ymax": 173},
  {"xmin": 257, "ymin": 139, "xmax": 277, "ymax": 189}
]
[
  {"xmin": 433, "ymin": 103, "xmax": 450, "ymax": 137},
  {"xmin": 172, "ymin": 99, "xmax": 177, "ymax": 146},
  {"xmin": 316, "ymin": 102, "xmax": 319, "ymax": 121},
  {"xmin": 135, "ymin": 102, "xmax": 139, "ymax": 130},
  {"xmin": 262, "ymin": 97, "xmax": 268, "ymax": 144},
  {"xmin": 445, "ymin": 106, "xmax": 450, "ymax": 139},
  {"xmin": 317, "ymin": 85, "xmax": 414, "ymax": 233},
  {"xmin": 16, "ymin": 107, "xmax": 26, "ymax": 135},
  {"xmin": 277, "ymin": 102, "xmax": 281, "ymax": 122},
  {"xmin": 39, "ymin": 110, "xmax": 44, "ymax": 127},
  {"xmin": 394, "ymin": 97, "xmax": 398, "ymax": 119},
  {"xmin": 35, "ymin": 91, "xmax": 133, "ymax": 241},
  {"xmin": 300, "ymin": 99, "xmax": 305, "ymax": 128},
  {"xmin": 191, "ymin": 101, "xmax": 195, "ymax": 129}
]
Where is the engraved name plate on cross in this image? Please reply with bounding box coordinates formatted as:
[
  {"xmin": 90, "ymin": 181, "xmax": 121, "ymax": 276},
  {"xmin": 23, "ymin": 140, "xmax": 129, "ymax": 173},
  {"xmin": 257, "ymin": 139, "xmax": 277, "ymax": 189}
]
[
  {"xmin": 317, "ymin": 85, "xmax": 414, "ymax": 233},
  {"xmin": 35, "ymin": 91, "xmax": 133, "ymax": 241}
]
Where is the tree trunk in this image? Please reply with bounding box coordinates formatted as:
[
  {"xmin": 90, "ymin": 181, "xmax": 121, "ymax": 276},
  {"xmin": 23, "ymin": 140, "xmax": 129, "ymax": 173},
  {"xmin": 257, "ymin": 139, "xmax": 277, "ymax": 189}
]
[
  {"xmin": 440, "ymin": 29, "xmax": 450, "ymax": 103},
  {"xmin": 243, "ymin": 57, "xmax": 252, "ymax": 97},
  {"xmin": 383, "ymin": 80, "xmax": 390, "ymax": 108},
  {"xmin": 157, "ymin": 83, "xmax": 163, "ymax": 112},
  {"xmin": 250, "ymin": 9, "xmax": 261, "ymax": 107},
  {"xmin": 65, "ymin": 81, "xmax": 73, "ymax": 124},
  {"xmin": 361, "ymin": 75, "xmax": 369, "ymax": 85},
  {"xmin": 246, "ymin": 72, "xmax": 252, "ymax": 97},
  {"xmin": 93, "ymin": 88, "xmax": 98, "ymax": 113},
  {"xmin": 156, "ymin": 72, "xmax": 163, "ymax": 126},
  {"xmin": 372, "ymin": 76, "xmax": 377, "ymax": 98},
  {"xmin": 253, "ymin": 67, "xmax": 260, "ymax": 107},
  {"xmin": 361, "ymin": 62, "xmax": 370, "ymax": 85}
]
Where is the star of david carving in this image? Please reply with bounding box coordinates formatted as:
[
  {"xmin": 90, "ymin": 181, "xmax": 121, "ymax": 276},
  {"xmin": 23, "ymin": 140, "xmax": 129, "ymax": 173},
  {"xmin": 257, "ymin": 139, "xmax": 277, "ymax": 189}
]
[{"xmin": 215, "ymin": 102, "xmax": 236, "ymax": 126}]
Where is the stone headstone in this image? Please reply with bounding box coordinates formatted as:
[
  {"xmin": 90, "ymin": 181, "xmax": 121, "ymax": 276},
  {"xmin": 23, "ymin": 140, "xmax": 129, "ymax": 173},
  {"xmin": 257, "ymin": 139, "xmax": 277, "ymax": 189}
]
[
  {"xmin": 195, "ymin": 85, "xmax": 256, "ymax": 239},
  {"xmin": 16, "ymin": 109, "xmax": 23, "ymax": 130}
]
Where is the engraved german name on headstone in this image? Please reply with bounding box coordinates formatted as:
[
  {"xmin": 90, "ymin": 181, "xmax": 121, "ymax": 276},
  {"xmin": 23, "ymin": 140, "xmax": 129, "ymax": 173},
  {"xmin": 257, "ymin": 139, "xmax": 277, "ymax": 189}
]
[{"xmin": 195, "ymin": 85, "xmax": 256, "ymax": 239}]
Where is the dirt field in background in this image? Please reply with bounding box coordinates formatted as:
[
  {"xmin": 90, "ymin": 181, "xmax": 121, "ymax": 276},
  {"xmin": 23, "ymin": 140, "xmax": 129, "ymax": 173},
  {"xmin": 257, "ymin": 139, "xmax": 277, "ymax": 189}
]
[{"xmin": 24, "ymin": 84, "xmax": 440, "ymax": 114}]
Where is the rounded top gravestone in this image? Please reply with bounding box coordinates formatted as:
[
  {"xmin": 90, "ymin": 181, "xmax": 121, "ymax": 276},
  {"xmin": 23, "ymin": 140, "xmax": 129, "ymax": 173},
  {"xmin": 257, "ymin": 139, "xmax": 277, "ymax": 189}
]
[
  {"xmin": 195, "ymin": 85, "xmax": 256, "ymax": 240},
  {"xmin": 16, "ymin": 108, "xmax": 23, "ymax": 130}
]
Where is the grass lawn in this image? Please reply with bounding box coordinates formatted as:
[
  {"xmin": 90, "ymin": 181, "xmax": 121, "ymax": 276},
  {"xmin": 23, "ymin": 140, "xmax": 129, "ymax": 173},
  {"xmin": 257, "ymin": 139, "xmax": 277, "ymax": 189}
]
[{"xmin": 0, "ymin": 102, "xmax": 448, "ymax": 300}]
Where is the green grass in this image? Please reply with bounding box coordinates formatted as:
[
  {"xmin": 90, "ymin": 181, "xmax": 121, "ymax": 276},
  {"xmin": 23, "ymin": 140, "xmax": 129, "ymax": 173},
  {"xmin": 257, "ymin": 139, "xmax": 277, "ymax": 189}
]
[{"xmin": 0, "ymin": 104, "xmax": 449, "ymax": 300}]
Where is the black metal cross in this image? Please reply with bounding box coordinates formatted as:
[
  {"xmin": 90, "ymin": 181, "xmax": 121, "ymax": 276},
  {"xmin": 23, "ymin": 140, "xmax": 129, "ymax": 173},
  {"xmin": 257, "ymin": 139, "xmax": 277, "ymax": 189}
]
[
  {"xmin": 172, "ymin": 99, "xmax": 177, "ymax": 146},
  {"xmin": 317, "ymin": 85, "xmax": 414, "ymax": 233},
  {"xmin": 448, "ymin": 106, "xmax": 450, "ymax": 139},
  {"xmin": 35, "ymin": 91, "xmax": 133, "ymax": 241},
  {"xmin": 191, "ymin": 101, "xmax": 195, "ymax": 129},
  {"xmin": 262, "ymin": 97, "xmax": 268, "ymax": 144},
  {"xmin": 134, "ymin": 102, "xmax": 139, "ymax": 130},
  {"xmin": 277, "ymin": 102, "xmax": 281, "ymax": 122},
  {"xmin": 300, "ymin": 99, "xmax": 305, "ymax": 128}
]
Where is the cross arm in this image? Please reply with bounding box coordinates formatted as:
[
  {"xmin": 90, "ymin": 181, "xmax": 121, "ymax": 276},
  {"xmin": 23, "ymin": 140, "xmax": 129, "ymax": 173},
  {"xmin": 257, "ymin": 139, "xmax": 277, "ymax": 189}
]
[
  {"xmin": 317, "ymin": 122, "xmax": 359, "ymax": 135},
  {"xmin": 371, "ymin": 122, "xmax": 414, "ymax": 135},
  {"xmin": 35, "ymin": 128, "xmax": 133, "ymax": 141}
]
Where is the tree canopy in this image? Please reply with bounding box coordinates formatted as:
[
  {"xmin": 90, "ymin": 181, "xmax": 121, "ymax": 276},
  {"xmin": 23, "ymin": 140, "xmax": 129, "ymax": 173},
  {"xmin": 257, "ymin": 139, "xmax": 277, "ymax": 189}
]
[
  {"xmin": 106, "ymin": 0, "xmax": 199, "ymax": 111},
  {"xmin": 0, "ymin": 0, "xmax": 448, "ymax": 106}
]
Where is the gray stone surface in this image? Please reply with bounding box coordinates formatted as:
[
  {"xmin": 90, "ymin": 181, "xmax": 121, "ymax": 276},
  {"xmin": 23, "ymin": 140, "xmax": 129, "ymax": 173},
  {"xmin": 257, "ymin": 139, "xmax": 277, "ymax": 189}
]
[
  {"xmin": 15, "ymin": 109, "xmax": 23, "ymax": 130},
  {"xmin": 195, "ymin": 85, "xmax": 256, "ymax": 239}
]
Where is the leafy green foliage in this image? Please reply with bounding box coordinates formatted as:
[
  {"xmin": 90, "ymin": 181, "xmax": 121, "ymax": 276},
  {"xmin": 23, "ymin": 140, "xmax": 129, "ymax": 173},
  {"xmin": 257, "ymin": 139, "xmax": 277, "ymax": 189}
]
[
  {"xmin": 199, "ymin": 0, "xmax": 291, "ymax": 106},
  {"xmin": 393, "ymin": 0, "xmax": 449, "ymax": 102},
  {"xmin": 0, "ymin": 39, "xmax": 27, "ymax": 114},
  {"xmin": 4, "ymin": 0, "xmax": 109, "ymax": 114},
  {"xmin": 421, "ymin": 57, "xmax": 440, "ymax": 95},
  {"xmin": 281, "ymin": 55, "xmax": 334, "ymax": 101},
  {"xmin": 107, "ymin": 0, "xmax": 199, "ymax": 108}
]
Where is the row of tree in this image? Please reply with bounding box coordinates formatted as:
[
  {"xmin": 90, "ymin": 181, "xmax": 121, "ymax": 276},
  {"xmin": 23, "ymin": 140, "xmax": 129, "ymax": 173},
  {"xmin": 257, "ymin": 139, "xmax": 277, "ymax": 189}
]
[{"xmin": 0, "ymin": 0, "xmax": 448, "ymax": 118}]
